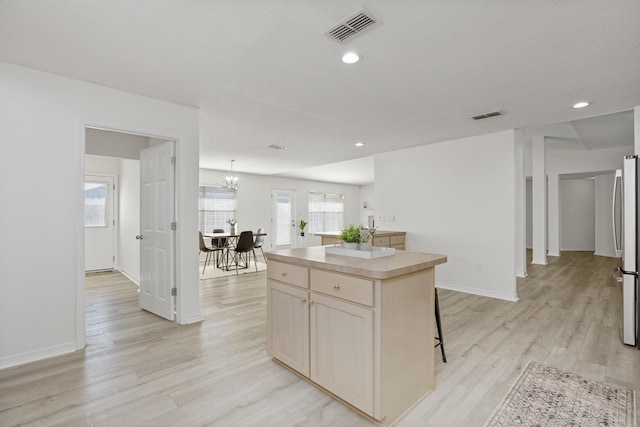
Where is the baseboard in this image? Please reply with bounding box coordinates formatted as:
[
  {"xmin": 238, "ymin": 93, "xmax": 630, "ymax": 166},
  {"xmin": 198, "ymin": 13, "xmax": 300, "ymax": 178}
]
[
  {"xmin": 0, "ymin": 341, "xmax": 77, "ymax": 370},
  {"xmin": 118, "ymin": 268, "xmax": 140, "ymax": 287},
  {"xmin": 179, "ymin": 313, "xmax": 204, "ymax": 325},
  {"xmin": 593, "ymin": 251, "xmax": 619, "ymax": 258},
  {"xmin": 436, "ymin": 281, "xmax": 519, "ymax": 302}
]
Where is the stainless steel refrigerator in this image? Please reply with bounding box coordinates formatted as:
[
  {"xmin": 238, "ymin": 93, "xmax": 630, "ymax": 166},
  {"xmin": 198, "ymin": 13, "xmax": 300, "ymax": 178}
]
[{"xmin": 613, "ymin": 155, "xmax": 639, "ymax": 347}]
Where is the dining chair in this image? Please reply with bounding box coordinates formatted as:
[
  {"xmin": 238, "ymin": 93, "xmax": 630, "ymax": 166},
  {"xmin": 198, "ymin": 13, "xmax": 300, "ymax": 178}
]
[
  {"xmin": 254, "ymin": 227, "xmax": 266, "ymax": 264},
  {"xmin": 232, "ymin": 231, "xmax": 258, "ymax": 275},
  {"xmin": 199, "ymin": 231, "xmax": 223, "ymax": 274},
  {"xmin": 211, "ymin": 228, "xmax": 228, "ymax": 268}
]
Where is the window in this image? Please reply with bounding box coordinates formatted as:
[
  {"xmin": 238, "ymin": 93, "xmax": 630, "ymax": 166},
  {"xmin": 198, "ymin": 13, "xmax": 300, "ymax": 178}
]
[
  {"xmin": 84, "ymin": 182, "xmax": 108, "ymax": 226},
  {"xmin": 308, "ymin": 192, "xmax": 344, "ymax": 233},
  {"xmin": 198, "ymin": 186, "xmax": 236, "ymax": 233}
]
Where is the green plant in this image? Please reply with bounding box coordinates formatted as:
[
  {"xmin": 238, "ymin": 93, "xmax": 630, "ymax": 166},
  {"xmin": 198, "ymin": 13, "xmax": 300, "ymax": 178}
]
[
  {"xmin": 339, "ymin": 224, "xmax": 361, "ymax": 243},
  {"xmin": 299, "ymin": 220, "xmax": 308, "ymax": 231}
]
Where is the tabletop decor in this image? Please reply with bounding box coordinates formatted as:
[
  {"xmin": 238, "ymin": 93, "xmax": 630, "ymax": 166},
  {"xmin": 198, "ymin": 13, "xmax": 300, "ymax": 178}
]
[
  {"xmin": 226, "ymin": 218, "xmax": 238, "ymax": 235},
  {"xmin": 327, "ymin": 224, "xmax": 393, "ymax": 258},
  {"xmin": 484, "ymin": 361, "xmax": 636, "ymax": 427}
]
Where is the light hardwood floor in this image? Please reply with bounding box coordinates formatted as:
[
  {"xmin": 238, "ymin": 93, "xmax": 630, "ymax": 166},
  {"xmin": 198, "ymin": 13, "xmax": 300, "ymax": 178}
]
[{"xmin": 1, "ymin": 252, "xmax": 638, "ymax": 426}]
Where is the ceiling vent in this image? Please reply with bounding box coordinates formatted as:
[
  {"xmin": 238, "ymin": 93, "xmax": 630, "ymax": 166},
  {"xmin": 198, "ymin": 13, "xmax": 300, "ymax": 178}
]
[
  {"xmin": 472, "ymin": 111, "xmax": 503, "ymax": 120},
  {"xmin": 325, "ymin": 8, "xmax": 380, "ymax": 43}
]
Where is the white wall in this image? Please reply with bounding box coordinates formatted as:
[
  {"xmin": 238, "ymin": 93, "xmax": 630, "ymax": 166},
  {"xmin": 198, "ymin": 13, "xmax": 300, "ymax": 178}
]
[
  {"xmin": 86, "ymin": 128, "xmax": 149, "ymax": 159},
  {"xmin": 375, "ymin": 130, "xmax": 517, "ymax": 301},
  {"xmin": 199, "ymin": 170, "xmax": 361, "ymax": 249},
  {"xmin": 0, "ymin": 61, "xmax": 200, "ymax": 369},
  {"xmin": 560, "ymin": 179, "xmax": 595, "ymax": 251},
  {"xmin": 359, "ymin": 184, "xmax": 376, "ymax": 227}
]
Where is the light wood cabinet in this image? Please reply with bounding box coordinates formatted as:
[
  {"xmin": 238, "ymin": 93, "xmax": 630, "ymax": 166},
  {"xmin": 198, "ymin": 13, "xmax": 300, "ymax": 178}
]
[
  {"xmin": 373, "ymin": 232, "xmax": 405, "ymax": 250},
  {"xmin": 266, "ymin": 249, "xmax": 447, "ymax": 426},
  {"xmin": 318, "ymin": 231, "xmax": 406, "ymax": 250},
  {"xmin": 267, "ymin": 280, "xmax": 309, "ymax": 376},
  {"xmin": 310, "ymin": 292, "xmax": 374, "ymax": 415}
]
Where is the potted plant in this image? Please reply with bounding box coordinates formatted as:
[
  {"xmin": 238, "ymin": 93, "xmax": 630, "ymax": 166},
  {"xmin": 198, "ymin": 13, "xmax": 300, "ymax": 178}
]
[
  {"xmin": 299, "ymin": 219, "xmax": 308, "ymax": 236},
  {"xmin": 339, "ymin": 224, "xmax": 361, "ymax": 249}
]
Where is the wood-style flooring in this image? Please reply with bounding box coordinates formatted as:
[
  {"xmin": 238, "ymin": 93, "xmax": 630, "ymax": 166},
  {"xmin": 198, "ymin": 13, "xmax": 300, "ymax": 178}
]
[{"xmin": 1, "ymin": 252, "xmax": 638, "ymax": 426}]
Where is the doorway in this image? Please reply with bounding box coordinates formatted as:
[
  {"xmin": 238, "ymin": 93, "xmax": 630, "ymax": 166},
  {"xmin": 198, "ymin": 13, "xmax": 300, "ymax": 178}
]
[
  {"xmin": 83, "ymin": 128, "xmax": 177, "ymax": 323},
  {"xmin": 271, "ymin": 189, "xmax": 296, "ymax": 250},
  {"xmin": 84, "ymin": 174, "xmax": 116, "ymax": 271}
]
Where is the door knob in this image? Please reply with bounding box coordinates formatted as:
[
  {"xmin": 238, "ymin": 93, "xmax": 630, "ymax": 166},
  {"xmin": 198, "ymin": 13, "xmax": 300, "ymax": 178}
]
[{"xmin": 136, "ymin": 235, "xmax": 143, "ymax": 240}]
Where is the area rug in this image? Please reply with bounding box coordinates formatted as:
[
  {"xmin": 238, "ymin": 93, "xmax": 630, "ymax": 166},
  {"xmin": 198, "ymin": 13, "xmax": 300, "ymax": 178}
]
[
  {"xmin": 199, "ymin": 259, "xmax": 267, "ymax": 280},
  {"xmin": 484, "ymin": 361, "xmax": 636, "ymax": 427}
]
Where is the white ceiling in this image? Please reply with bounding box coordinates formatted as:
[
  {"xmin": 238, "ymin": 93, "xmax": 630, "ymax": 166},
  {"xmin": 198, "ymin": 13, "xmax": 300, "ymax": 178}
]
[{"xmin": 1, "ymin": 1, "xmax": 638, "ymax": 185}]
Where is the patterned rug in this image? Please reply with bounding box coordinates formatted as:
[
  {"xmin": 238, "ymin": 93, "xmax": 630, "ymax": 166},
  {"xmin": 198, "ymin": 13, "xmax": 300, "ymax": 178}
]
[{"xmin": 484, "ymin": 361, "xmax": 636, "ymax": 427}]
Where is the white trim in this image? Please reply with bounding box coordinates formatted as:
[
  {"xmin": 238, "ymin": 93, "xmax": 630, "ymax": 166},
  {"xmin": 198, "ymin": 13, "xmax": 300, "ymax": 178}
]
[
  {"xmin": 0, "ymin": 341, "xmax": 77, "ymax": 370},
  {"xmin": 75, "ymin": 121, "xmax": 86, "ymax": 351},
  {"xmin": 77, "ymin": 119, "xmax": 189, "ymax": 348},
  {"xmin": 436, "ymin": 281, "xmax": 519, "ymax": 302},
  {"xmin": 181, "ymin": 313, "xmax": 204, "ymax": 325},
  {"xmin": 118, "ymin": 268, "xmax": 140, "ymax": 287}
]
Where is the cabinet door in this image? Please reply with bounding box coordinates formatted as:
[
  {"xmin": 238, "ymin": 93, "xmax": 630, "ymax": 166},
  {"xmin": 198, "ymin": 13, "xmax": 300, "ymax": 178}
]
[
  {"xmin": 310, "ymin": 293, "xmax": 374, "ymax": 415},
  {"xmin": 267, "ymin": 281, "xmax": 309, "ymax": 376}
]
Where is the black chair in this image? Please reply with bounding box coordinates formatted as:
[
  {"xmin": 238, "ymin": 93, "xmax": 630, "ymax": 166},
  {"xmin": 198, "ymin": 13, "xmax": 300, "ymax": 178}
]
[
  {"xmin": 199, "ymin": 232, "xmax": 223, "ymax": 274},
  {"xmin": 254, "ymin": 227, "xmax": 266, "ymax": 264},
  {"xmin": 211, "ymin": 228, "xmax": 228, "ymax": 267},
  {"xmin": 434, "ymin": 288, "xmax": 447, "ymax": 362},
  {"xmin": 232, "ymin": 231, "xmax": 258, "ymax": 275}
]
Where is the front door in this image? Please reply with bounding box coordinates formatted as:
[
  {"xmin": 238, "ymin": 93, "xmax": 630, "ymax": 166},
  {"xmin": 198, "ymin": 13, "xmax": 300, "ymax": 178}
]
[
  {"xmin": 139, "ymin": 141, "xmax": 175, "ymax": 320},
  {"xmin": 272, "ymin": 189, "xmax": 296, "ymax": 250},
  {"xmin": 84, "ymin": 175, "xmax": 115, "ymax": 271}
]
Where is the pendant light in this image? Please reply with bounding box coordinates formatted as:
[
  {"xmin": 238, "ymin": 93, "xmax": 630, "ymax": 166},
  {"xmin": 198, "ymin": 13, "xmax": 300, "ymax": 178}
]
[{"xmin": 225, "ymin": 160, "xmax": 239, "ymax": 190}]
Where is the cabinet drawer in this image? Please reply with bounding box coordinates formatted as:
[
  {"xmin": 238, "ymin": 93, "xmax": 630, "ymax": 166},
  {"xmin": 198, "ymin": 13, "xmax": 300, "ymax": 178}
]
[
  {"xmin": 310, "ymin": 269, "xmax": 374, "ymax": 306},
  {"xmin": 268, "ymin": 261, "xmax": 309, "ymax": 289},
  {"xmin": 390, "ymin": 234, "xmax": 405, "ymax": 245},
  {"xmin": 372, "ymin": 236, "xmax": 390, "ymax": 247}
]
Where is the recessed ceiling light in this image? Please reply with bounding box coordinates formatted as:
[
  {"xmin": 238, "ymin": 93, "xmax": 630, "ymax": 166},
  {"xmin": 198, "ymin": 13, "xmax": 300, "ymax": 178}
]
[
  {"xmin": 354, "ymin": 142, "xmax": 365, "ymax": 147},
  {"xmin": 342, "ymin": 52, "xmax": 360, "ymax": 64},
  {"xmin": 572, "ymin": 101, "xmax": 590, "ymax": 109}
]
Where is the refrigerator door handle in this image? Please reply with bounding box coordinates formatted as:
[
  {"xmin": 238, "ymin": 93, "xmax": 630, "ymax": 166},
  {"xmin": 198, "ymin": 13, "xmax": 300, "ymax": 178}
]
[
  {"xmin": 618, "ymin": 267, "xmax": 638, "ymax": 277},
  {"xmin": 613, "ymin": 169, "xmax": 622, "ymax": 257}
]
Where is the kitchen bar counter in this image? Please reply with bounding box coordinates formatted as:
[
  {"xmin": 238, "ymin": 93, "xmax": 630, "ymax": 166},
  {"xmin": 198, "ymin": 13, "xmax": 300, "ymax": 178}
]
[
  {"xmin": 265, "ymin": 246, "xmax": 446, "ymax": 426},
  {"xmin": 315, "ymin": 230, "xmax": 406, "ymax": 250},
  {"xmin": 267, "ymin": 246, "xmax": 445, "ymax": 279}
]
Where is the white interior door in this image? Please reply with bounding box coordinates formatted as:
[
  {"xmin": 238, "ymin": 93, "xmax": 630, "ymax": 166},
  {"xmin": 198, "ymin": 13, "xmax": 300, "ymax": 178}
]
[
  {"xmin": 84, "ymin": 175, "xmax": 115, "ymax": 271},
  {"xmin": 139, "ymin": 141, "xmax": 175, "ymax": 320},
  {"xmin": 272, "ymin": 189, "xmax": 296, "ymax": 250}
]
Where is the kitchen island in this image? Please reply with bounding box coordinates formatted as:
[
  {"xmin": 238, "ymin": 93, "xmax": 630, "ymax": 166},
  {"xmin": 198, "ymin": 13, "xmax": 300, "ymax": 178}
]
[{"xmin": 265, "ymin": 246, "xmax": 447, "ymax": 426}]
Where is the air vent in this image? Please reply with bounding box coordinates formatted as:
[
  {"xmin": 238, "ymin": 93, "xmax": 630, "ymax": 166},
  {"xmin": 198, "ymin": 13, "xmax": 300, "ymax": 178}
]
[
  {"xmin": 268, "ymin": 144, "xmax": 288, "ymax": 150},
  {"xmin": 472, "ymin": 111, "xmax": 503, "ymax": 120},
  {"xmin": 325, "ymin": 8, "xmax": 380, "ymax": 43}
]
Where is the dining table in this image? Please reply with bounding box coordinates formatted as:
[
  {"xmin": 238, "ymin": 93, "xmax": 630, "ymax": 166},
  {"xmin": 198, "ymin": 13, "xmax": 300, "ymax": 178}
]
[{"xmin": 202, "ymin": 231, "xmax": 267, "ymax": 271}]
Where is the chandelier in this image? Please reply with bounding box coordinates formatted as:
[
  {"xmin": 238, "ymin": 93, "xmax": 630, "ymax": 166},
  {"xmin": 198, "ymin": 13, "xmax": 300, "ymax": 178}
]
[{"xmin": 225, "ymin": 159, "xmax": 239, "ymax": 190}]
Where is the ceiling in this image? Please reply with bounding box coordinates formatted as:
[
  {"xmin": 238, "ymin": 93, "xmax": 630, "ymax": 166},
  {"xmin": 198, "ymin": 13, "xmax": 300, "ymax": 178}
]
[{"xmin": 1, "ymin": 1, "xmax": 639, "ymax": 185}]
